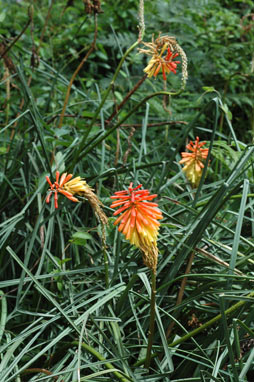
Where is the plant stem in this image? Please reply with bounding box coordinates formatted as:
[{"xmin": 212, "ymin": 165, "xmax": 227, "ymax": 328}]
[
  {"xmin": 71, "ymin": 0, "xmax": 146, "ymax": 168},
  {"xmin": 106, "ymin": 74, "xmax": 147, "ymax": 125},
  {"xmin": 71, "ymin": 341, "xmax": 132, "ymax": 382},
  {"xmin": 58, "ymin": 14, "xmax": 98, "ymax": 129},
  {"xmin": 134, "ymin": 290, "xmax": 254, "ymax": 368},
  {"xmin": 74, "ymin": 89, "xmax": 183, "ymax": 167},
  {"xmin": 145, "ymin": 270, "xmax": 156, "ymax": 368},
  {"xmin": 166, "ymin": 251, "xmax": 195, "ymax": 339},
  {"xmin": 0, "ymin": 5, "xmax": 33, "ymax": 59}
]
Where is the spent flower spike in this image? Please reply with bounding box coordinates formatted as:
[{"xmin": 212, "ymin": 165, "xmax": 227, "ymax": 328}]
[
  {"xmin": 110, "ymin": 183, "xmax": 163, "ymax": 273},
  {"xmin": 179, "ymin": 137, "xmax": 209, "ymax": 187}
]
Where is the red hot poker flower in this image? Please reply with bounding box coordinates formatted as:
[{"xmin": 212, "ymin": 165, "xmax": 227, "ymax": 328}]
[
  {"xmin": 110, "ymin": 183, "xmax": 163, "ymax": 273},
  {"xmin": 45, "ymin": 171, "xmax": 108, "ymax": 229},
  {"xmin": 179, "ymin": 137, "xmax": 209, "ymax": 187}
]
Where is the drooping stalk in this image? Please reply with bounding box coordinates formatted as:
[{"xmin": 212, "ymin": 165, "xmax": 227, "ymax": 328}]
[{"xmin": 145, "ymin": 270, "xmax": 157, "ymax": 368}]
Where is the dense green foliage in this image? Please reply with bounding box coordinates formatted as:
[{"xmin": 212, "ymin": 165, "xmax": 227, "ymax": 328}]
[{"xmin": 1, "ymin": 0, "xmax": 254, "ymax": 381}]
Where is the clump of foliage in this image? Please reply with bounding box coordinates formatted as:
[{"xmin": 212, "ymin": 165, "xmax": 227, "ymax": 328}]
[{"xmin": 1, "ymin": 0, "xmax": 254, "ymax": 381}]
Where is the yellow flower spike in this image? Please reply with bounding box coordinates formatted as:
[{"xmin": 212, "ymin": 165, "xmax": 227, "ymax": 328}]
[{"xmin": 179, "ymin": 137, "xmax": 209, "ymax": 188}]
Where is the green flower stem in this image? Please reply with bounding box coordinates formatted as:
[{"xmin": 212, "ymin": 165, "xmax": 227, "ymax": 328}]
[
  {"xmin": 71, "ymin": 341, "xmax": 132, "ymax": 382},
  {"xmin": 145, "ymin": 270, "xmax": 157, "ymax": 369},
  {"xmin": 134, "ymin": 291, "xmax": 254, "ymax": 367}
]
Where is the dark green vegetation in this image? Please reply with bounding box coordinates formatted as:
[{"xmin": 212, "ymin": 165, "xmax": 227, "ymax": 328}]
[{"xmin": 1, "ymin": 0, "xmax": 254, "ymax": 381}]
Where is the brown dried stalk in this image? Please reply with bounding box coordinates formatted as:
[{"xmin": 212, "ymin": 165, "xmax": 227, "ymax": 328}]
[
  {"xmin": 106, "ymin": 74, "xmax": 147, "ymax": 126},
  {"xmin": 166, "ymin": 251, "xmax": 195, "ymax": 339},
  {"xmin": 58, "ymin": 15, "xmax": 98, "ymax": 129},
  {"xmin": 37, "ymin": 0, "xmax": 55, "ymax": 56},
  {"xmin": 0, "ymin": 6, "xmax": 33, "ymax": 59},
  {"xmin": 21, "ymin": 368, "xmax": 61, "ymax": 381},
  {"xmin": 123, "ymin": 126, "xmax": 135, "ymax": 164},
  {"xmin": 165, "ymin": 246, "xmax": 244, "ymax": 339}
]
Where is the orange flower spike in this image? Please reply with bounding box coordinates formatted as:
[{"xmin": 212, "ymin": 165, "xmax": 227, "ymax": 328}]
[
  {"xmin": 110, "ymin": 183, "xmax": 163, "ymax": 272},
  {"xmin": 45, "ymin": 172, "xmax": 108, "ymax": 230}
]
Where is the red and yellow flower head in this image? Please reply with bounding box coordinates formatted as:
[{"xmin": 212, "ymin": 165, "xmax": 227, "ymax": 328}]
[
  {"xmin": 110, "ymin": 183, "xmax": 163, "ymax": 273},
  {"xmin": 179, "ymin": 137, "xmax": 209, "ymax": 188},
  {"xmin": 45, "ymin": 171, "xmax": 108, "ymax": 228}
]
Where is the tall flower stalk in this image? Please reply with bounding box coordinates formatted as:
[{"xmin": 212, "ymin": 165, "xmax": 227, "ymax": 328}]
[{"xmin": 110, "ymin": 183, "xmax": 162, "ymax": 367}]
